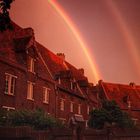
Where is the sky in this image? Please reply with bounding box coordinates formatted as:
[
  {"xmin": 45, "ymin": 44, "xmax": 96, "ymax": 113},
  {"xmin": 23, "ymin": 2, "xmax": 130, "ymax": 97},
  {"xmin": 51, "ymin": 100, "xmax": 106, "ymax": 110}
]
[{"xmin": 10, "ymin": 0, "xmax": 140, "ymax": 84}]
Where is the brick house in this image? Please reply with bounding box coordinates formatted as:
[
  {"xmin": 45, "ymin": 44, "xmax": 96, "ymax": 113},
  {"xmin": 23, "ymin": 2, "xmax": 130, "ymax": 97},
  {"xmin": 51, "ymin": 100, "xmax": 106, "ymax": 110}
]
[
  {"xmin": 97, "ymin": 80, "xmax": 140, "ymax": 124},
  {"xmin": 0, "ymin": 22, "xmax": 99, "ymax": 123}
]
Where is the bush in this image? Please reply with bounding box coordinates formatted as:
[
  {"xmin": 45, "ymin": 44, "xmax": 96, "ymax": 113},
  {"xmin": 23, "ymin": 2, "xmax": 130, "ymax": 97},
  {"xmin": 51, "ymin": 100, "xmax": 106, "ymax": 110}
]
[
  {"xmin": 0, "ymin": 108, "xmax": 64, "ymax": 130},
  {"xmin": 88, "ymin": 100, "xmax": 134, "ymax": 129},
  {"xmin": 0, "ymin": 108, "xmax": 7, "ymax": 126}
]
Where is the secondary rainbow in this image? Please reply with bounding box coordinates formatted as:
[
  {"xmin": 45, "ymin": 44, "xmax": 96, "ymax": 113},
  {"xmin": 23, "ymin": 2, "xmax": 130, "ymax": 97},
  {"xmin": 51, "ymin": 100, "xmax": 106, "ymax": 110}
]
[
  {"xmin": 106, "ymin": 0, "xmax": 140, "ymax": 77},
  {"xmin": 48, "ymin": 0, "xmax": 101, "ymax": 83}
]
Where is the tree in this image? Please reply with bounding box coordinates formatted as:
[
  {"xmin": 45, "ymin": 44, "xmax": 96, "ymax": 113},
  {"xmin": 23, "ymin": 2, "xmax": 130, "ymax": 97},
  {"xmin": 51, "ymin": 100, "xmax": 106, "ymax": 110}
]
[
  {"xmin": 0, "ymin": 0, "xmax": 14, "ymax": 31},
  {"xmin": 88, "ymin": 100, "xmax": 134, "ymax": 129}
]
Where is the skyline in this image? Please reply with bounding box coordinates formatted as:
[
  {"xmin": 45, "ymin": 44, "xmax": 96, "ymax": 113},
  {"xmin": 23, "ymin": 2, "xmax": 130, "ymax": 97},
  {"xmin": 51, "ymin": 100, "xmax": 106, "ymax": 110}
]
[{"xmin": 10, "ymin": 0, "xmax": 140, "ymax": 84}]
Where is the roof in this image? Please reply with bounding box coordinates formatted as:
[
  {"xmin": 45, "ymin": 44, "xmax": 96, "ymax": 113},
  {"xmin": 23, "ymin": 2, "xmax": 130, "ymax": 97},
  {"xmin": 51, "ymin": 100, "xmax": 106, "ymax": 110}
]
[
  {"xmin": 100, "ymin": 81, "xmax": 140, "ymax": 110},
  {"xmin": 36, "ymin": 42, "xmax": 87, "ymax": 98},
  {"xmin": 0, "ymin": 21, "xmax": 97, "ymax": 100}
]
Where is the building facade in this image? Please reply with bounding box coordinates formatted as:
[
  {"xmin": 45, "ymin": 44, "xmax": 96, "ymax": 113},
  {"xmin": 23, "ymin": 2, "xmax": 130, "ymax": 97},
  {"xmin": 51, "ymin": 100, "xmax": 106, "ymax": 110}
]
[{"xmin": 0, "ymin": 22, "xmax": 98, "ymax": 122}]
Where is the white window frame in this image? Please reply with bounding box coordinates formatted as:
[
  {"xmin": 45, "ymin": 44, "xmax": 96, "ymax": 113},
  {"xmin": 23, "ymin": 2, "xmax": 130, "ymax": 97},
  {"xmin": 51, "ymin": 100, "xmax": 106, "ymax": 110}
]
[
  {"xmin": 60, "ymin": 98, "xmax": 65, "ymax": 111},
  {"xmin": 2, "ymin": 106, "xmax": 15, "ymax": 111},
  {"xmin": 78, "ymin": 104, "xmax": 81, "ymax": 114},
  {"xmin": 5, "ymin": 73, "xmax": 17, "ymax": 95},
  {"xmin": 70, "ymin": 102, "xmax": 74, "ymax": 112},
  {"xmin": 58, "ymin": 77, "xmax": 61, "ymax": 84},
  {"xmin": 28, "ymin": 56, "xmax": 35, "ymax": 73},
  {"xmin": 43, "ymin": 87, "xmax": 50, "ymax": 104},
  {"xmin": 87, "ymin": 105, "xmax": 90, "ymax": 115},
  {"xmin": 70, "ymin": 81, "xmax": 73, "ymax": 90},
  {"xmin": 27, "ymin": 81, "xmax": 34, "ymax": 100}
]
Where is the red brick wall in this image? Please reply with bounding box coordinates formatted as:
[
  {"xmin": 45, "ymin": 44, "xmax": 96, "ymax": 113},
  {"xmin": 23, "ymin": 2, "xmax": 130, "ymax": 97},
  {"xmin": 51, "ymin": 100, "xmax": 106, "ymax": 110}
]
[{"xmin": 0, "ymin": 57, "xmax": 90, "ymax": 121}]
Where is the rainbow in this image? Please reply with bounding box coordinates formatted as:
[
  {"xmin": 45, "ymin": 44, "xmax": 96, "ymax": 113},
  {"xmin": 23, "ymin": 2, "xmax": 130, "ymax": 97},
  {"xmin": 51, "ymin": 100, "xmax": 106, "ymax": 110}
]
[
  {"xmin": 48, "ymin": 0, "xmax": 101, "ymax": 83},
  {"xmin": 106, "ymin": 0, "xmax": 140, "ymax": 77}
]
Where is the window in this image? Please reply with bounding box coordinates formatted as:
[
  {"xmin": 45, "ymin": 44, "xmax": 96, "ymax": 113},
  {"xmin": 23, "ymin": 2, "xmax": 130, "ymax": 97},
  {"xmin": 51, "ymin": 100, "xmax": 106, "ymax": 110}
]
[
  {"xmin": 70, "ymin": 82, "xmax": 73, "ymax": 90},
  {"xmin": 27, "ymin": 81, "xmax": 34, "ymax": 100},
  {"xmin": 87, "ymin": 106, "xmax": 90, "ymax": 114},
  {"xmin": 78, "ymin": 104, "xmax": 81, "ymax": 114},
  {"xmin": 60, "ymin": 98, "xmax": 65, "ymax": 111},
  {"xmin": 28, "ymin": 56, "xmax": 35, "ymax": 73},
  {"xmin": 70, "ymin": 102, "xmax": 74, "ymax": 112},
  {"xmin": 70, "ymin": 81, "xmax": 77, "ymax": 91},
  {"xmin": 5, "ymin": 73, "xmax": 17, "ymax": 95},
  {"xmin": 128, "ymin": 101, "xmax": 131, "ymax": 108},
  {"xmin": 43, "ymin": 87, "xmax": 50, "ymax": 104}
]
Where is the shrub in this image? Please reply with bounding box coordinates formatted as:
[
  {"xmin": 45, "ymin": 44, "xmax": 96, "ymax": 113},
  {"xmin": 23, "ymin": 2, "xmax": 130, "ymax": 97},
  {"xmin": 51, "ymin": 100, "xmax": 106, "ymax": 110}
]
[
  {"xmin": 88, "ymin": 100, "xmax": 134, "ymax": 129},
  {"xmin": 0, "ymin": 108, "xmax": 7, "ymax": 126},
  {"xmin": 0, "ymin": 108, "xmax": 64, "ymax": 130}
]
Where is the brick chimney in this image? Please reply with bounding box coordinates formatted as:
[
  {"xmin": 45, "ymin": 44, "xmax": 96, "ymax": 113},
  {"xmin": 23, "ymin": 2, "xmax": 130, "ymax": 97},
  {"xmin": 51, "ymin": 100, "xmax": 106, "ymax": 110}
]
[
  {"xmin": 78, "ymin": 68, "xmax": 84, "ymax": 75},
  {"xmin": 57, "ymin": 53, "xmax": 65, "ymax": 61},
  {"xmin": 129, "ymin": 82, "xmax": 135, "ymax": 88},
  {"xmin": 14, "ymin": 27, "xmax": 34, "ymax": 39}
]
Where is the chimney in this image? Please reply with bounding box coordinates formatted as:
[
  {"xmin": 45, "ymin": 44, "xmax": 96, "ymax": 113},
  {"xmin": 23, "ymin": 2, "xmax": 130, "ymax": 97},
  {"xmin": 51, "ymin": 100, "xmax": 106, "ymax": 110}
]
[
  {"xmin": 57, "ymin": 53, "xmax": 65, "ymax": 61},
  {"xmin": 78, "ymin": 68, "xmax": 84, "ymax": 75},
  {"xmin": 129, "ymin": 82, "xmax": 135, "ymax": 88},
  {"xmin": 14, "ymin": 27, "xmax": 34, "ymax": 39}
]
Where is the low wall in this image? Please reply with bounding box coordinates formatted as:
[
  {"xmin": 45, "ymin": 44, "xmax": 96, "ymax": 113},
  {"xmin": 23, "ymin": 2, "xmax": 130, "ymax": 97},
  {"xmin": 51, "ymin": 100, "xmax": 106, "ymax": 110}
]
[
  {"xmin": 32, "ymin": 128, "xmax": 73, "ymax": 140},
  {"xmin": 109, "ymin": 128, "xmax": 140, "ymax": 140},
  {"xmin": 84, "ymin": 128, "xmax": 140, "ymax": 140},
  {"xmin": 0, "ymin": 126, "xmax": 140, "ymax": 140},
  {"xmin": 0, "ymin": 126, "xmax": 32, "ymax": 140},
  {"xmin": 84, "ymin": 129, "xmax": 108, "ymax": 140}
]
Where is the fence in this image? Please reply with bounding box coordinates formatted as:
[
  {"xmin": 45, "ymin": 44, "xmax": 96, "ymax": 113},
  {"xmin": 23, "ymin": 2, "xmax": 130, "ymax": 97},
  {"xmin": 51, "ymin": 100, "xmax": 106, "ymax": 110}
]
[{"xmin": 0, "ymin": 126, "xmax": 140, "ymax": 140}]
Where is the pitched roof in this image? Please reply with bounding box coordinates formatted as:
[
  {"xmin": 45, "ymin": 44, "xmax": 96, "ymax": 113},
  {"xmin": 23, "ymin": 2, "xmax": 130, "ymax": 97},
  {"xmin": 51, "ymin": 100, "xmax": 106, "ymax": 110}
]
[
  {"xmin": 36, "ymin": 42, "xmax": 87, "ymax": 98},
  {"xmin": 100, "ymin": 81, "xmax": 140, "ymax": 110},
  {"xmin": 0, "ymin": 21, "xmax": 93, "ymax": 99}
]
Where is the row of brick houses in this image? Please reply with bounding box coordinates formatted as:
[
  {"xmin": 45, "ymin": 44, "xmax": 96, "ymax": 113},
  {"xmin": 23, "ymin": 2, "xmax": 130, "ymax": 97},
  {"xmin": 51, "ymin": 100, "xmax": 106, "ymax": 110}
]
[
  {"xmin": 97, "ymin": 80, "xmax": 140, "ymax": 124},
  {"xmin": 0, "ymin": 22, "xmax": 140, "ymax": 125},
  {"xmin": 0, "ymin": 22, "xmax": 99, "ymax": 123}
]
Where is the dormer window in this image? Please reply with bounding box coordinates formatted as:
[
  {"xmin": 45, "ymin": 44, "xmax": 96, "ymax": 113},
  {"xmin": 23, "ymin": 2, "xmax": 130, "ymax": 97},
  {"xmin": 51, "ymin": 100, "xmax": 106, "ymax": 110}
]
[
  {"xmin": 78, "ymin": 104, "xmax": 81, "ymax": 114},
  {"xmin": 70, "ymin": 81, "xmax": 77, "ymax": 91},
  {"xmin": 128, "ymin": 101, "xmax": 131, "ymax": 108},
  {"xmin": 87, "ymin": 106, "xmax": 90, "ymax": 114},
  {"xmin": 28, "ymin": 56, "xmax": 35, "ymax": 73},
  {"xmin": 60, "ymin": 98, "xmax": 65, "ymax": 111},
  {"xmin": 70, "ymin": 102, "xmax": 74, "ymax": 112},
  {"xmin": 58, "ymin": 77, "xmax": 61, "ymax": 84}
]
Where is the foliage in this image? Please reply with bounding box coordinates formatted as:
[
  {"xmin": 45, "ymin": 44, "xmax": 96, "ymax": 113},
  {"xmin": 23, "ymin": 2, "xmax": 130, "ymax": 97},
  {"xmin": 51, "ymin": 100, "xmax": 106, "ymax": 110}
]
[
  {"xmin": 88, "ymin": 100, "xmax": 134, "ymax": 129},
  {"xmin": 0, "ymin": 0, "xmax": 14, "ymax": 31},
  {"xmin": 0, "ymin": 108, "xmax": 7, "ymax": 126},
  {"xmin": 0, "ymin": 108, "xmax": 64, "ymax": 130}
]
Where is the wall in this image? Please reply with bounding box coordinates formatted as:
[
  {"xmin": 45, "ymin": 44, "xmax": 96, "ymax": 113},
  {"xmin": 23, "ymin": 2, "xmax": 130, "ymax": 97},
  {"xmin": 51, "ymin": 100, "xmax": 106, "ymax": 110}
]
[{"xmin": 0, "ymin": 126, "xmax": 140, "ymax": 140}]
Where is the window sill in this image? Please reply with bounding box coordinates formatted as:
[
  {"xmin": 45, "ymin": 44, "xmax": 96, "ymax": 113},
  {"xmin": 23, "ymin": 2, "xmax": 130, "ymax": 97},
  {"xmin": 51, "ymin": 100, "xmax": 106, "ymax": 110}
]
[
  {"xmin": 4, "ymin": 93, "xmax": 15, "ymax": 96},
  {"xmin": 27, "ymin": 98, "xmax": 34, "ymax": 101},
  {"xmin": 43, "ymin": 101, "xmax": 49, "ymax": 105}
]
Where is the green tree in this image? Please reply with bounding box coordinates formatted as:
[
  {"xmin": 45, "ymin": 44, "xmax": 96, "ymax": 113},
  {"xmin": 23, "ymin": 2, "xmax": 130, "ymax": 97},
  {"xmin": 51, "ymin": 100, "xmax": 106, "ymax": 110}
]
[
  {"xmin": 88, "ymin": 100, "xmax": 134, "ymax": 129},
  {"xmin": 0, "ymin": 0, "xmax": 14, "ymax": 31}
]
